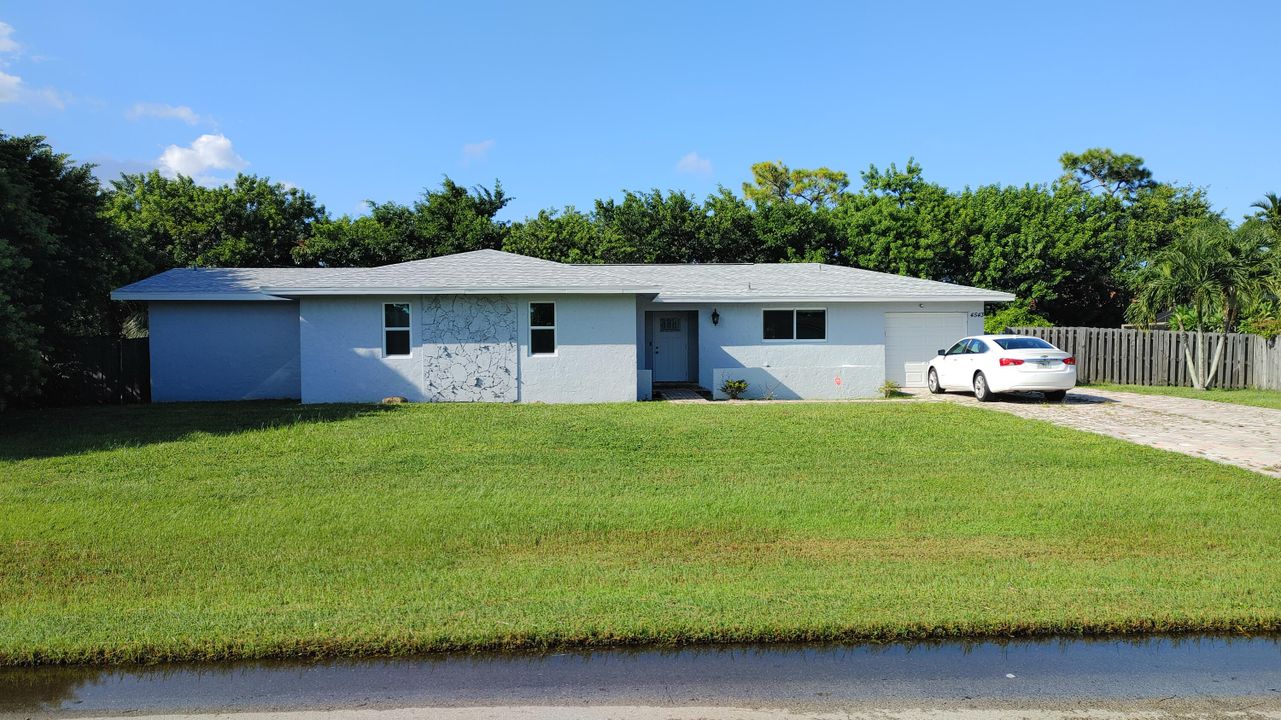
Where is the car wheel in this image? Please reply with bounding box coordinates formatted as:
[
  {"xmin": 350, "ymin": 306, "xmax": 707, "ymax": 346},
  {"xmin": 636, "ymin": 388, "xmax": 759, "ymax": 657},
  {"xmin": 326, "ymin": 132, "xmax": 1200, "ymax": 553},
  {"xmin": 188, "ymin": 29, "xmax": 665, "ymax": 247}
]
[
  {"xmin": 927, "ymin": 368, "xmax": 944, "ymax": 394},
  {"xmin": 973, "ymin": 372, "xmax": 994, "ymax": 402},
  {"xmin": 1044, "ymin": 390, "xmax": 1067, "ymax": 403}
]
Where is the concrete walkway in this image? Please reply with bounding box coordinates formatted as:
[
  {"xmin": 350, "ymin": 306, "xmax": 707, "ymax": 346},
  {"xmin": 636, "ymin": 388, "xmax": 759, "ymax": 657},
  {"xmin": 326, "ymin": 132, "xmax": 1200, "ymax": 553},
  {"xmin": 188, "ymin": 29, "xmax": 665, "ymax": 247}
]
[
  {"xmin": 919, "ymin": 387, "xmax": 1281, "ymax": 477},
  {"xmin": 654, "ymin": 386, "xmax": 711, "ymax": 403}
]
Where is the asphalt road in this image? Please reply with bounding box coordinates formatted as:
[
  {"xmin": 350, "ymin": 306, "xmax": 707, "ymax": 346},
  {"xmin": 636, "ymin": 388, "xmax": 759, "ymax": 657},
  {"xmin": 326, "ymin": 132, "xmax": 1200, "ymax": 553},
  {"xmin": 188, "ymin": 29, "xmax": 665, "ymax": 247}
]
[{"xmin": 3, "ymin": 636, "xmax": 1280, "ymax": 719}]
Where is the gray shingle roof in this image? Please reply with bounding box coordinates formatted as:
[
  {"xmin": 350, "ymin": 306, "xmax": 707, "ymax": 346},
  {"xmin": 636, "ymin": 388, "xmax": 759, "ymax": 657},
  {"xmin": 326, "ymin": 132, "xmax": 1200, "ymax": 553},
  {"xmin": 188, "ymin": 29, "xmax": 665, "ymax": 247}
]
[
  {"xmin": 110, "ymin": 267, "xmax": 331, "ymax": 300},
  {"xmin": 112, "ymin": 249, "xmax": 1014, "ymax": 302},
  {"xmin": 111, "ymin": 250, "xmax": 653, "ymax": 300},
  {"xmin": 596, "ymin": 263, "xmax": 1013, "ymax": 302},
  {"xmin": 263, "ymin": 250, "xmax": 650, "ymax": 292}
]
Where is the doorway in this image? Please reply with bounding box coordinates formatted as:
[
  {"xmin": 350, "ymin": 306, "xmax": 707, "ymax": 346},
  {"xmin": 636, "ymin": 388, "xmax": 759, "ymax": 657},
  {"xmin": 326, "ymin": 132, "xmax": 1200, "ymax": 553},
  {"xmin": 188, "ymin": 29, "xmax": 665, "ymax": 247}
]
[{"xmin": 651, "ymin": 311, "xmax": 694, "ymax": 382}]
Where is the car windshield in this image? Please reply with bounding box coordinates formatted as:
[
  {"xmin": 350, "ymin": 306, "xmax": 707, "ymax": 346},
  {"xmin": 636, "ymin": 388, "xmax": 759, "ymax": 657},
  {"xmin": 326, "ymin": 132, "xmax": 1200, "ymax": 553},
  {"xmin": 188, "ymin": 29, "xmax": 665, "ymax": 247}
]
[{"xmin": 993, "ymin": 337, "xmax": 1054, "ymax": 350}]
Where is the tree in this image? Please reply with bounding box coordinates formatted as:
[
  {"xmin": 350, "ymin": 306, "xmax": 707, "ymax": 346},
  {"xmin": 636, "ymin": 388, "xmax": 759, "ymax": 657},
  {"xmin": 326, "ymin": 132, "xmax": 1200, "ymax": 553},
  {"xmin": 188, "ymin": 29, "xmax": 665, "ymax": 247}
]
[
  {"xmin": 1059, "ymin": 148, "xmax": 1155, "ymax": 201},
  {"xmin": 592, "ymin": 189, "xmax": 706, "ymax": 263},
  {"xmin": 504, "ymin": 207, "xmax": 601, "ymax": 263},
  {"xmin": 0, "ymin": 133, "xmax": 131, "ymax": 404},
  {"xmin": 833, "ymin": 160, "xmax": 962, "ymax": 280},
  {"xmin": 742, "ymin": 161, "xmax": 849, "ymax": 208},
  {"xmin": 293, "ymin": 178, "xmax": 509, "ymax": 266},
  {"xmin": 699, "ymin": 189, "xmax": 761, "ymax": 262},
  {"xmin": 1127, "ymin": 219, "xmax": 1275, "ymax": 389},
  {"xmin": 752, "ymin": 199, "xmax": 839, "ymax": 263},
  {"xmin": 1250, "ymin": 192, "xmax": 1281, "ymax": 236},
  {"xmin": 105, "ymin": 171, "xmax": 325, "ymax": 273}
]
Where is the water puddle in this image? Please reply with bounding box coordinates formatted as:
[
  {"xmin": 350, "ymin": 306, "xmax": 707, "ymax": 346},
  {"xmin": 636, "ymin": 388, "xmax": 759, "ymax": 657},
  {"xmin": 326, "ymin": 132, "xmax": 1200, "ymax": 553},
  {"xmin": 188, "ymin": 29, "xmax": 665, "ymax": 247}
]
[{"xmin": 2, "ymin": 635, "xmax": 1279, "ymax": 715}]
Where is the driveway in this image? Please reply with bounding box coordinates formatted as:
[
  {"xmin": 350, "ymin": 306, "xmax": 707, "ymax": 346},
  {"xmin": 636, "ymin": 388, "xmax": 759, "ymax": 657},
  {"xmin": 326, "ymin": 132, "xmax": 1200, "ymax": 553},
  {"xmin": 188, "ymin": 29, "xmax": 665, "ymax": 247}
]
[{"xmin": 917, "ymin": 387, "xmax": 1281, "ymax": 477}]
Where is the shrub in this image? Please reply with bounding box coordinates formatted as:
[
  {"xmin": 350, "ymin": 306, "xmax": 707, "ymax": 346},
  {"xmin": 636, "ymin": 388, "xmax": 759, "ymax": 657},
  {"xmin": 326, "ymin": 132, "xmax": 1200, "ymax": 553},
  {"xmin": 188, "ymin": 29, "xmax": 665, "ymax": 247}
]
[
  {"xmin": 1241, "ymin": 315, "xmax": 1281, "ymax": 339},
  {"xmin": 719, "ymin": 378, "xmax": 749, "ymax": 399},
  {"xmin": 1240, "ymin": 302, "xmax": 1281, "ymax": 339},
  {"xmin": 879, "ymin": 379, "xmax": 902, "ymax": 398},
  {"xmin": 984, "ymin": 301, "xmax": 1051, "ymax": 334}
]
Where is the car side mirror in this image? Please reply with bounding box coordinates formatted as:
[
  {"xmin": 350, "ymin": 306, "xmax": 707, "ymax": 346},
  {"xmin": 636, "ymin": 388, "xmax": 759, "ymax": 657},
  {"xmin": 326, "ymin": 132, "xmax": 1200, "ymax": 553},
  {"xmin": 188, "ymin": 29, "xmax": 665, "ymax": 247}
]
[{"xmin": 937, "ymin": 349, "xmax": 946, "ymax": 356}]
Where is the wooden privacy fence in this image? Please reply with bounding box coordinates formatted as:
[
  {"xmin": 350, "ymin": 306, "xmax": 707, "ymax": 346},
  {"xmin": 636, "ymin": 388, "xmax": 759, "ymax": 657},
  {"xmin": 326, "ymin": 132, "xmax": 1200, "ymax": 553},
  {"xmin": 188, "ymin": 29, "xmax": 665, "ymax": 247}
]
[
  {"xmin": 1006, "ymin": 326, "xmax": 1281, "ymax": 390},
  {"xmin": 42, "ymin": 337, "xmax": 151, "ymax": 405}
]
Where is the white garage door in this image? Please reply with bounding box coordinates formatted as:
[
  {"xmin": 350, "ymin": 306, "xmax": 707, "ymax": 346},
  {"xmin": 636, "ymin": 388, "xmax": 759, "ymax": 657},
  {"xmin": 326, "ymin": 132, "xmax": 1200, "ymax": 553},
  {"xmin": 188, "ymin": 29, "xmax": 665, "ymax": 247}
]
[{"xmin": 884, "ymin": 312, "xmax": 970, "ymax": 387}]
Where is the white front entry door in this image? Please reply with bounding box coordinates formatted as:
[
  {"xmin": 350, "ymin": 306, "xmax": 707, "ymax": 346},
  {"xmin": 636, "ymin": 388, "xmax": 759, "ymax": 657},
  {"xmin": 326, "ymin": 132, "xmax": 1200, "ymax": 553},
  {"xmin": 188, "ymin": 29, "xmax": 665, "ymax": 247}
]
[
  {"xmin": 653, "ymin": 313, "xmax": 690, "ymax": 382},
  {"xmin": 884, "ymin": 312, "xmax": 970, "ymax": 387}
]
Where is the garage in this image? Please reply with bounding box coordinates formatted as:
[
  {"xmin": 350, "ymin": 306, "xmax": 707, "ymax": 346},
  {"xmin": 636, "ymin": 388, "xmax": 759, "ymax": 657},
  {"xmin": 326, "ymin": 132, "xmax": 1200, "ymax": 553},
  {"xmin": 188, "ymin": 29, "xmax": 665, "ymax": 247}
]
[{"xmin": 884, "ymin": 312, "xmax": 970, "ymax": 387}]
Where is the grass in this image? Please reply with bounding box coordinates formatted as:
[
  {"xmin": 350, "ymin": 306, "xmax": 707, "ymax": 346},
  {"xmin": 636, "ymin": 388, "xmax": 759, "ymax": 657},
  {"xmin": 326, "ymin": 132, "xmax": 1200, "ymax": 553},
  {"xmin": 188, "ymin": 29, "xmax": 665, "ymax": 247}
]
[
  {"xmin": 2, "ymin": 400, "xmax": 1279, "ymax": 667},
  {"xmin": 1086, "ymin": 383, "xmax": 1281, "ymax": 411}
]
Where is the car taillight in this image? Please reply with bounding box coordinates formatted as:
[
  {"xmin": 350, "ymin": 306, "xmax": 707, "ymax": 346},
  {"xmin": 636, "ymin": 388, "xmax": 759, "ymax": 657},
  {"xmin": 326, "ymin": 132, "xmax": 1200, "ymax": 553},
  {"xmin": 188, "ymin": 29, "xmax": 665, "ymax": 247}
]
[
  {"xmin": 1064, "ymin": 357, "xmax": 1076, "ymax": 365},
  {"xmin": 999, "ymin": 358, "xmax": 1024, "ymax": 366}
]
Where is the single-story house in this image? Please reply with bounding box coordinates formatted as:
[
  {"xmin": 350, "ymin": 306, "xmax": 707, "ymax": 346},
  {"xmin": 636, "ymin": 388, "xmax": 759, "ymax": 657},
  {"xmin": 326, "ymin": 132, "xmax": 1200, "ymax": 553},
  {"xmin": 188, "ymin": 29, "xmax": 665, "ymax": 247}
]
[{"xmin": 111, "ymin": 249, "xmax": 1014, "ymax": 403}]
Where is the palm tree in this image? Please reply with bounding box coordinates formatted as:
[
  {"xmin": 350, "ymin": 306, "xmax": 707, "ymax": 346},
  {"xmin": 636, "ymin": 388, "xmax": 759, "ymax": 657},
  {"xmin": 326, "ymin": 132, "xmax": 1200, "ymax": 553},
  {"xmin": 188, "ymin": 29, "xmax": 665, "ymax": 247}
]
[
  {"xmin": 1251, "ymin": 192, "xmax": 1281, "ymax": 236},
  {"xmin": 1127, "ymin": 219, "xmax": 1272, "ymax": 389}
]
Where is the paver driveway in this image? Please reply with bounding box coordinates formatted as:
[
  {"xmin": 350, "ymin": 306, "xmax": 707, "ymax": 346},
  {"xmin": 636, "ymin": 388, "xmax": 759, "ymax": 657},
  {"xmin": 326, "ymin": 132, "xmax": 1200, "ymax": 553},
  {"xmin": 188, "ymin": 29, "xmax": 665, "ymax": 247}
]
[{"xmin": 919, "ymin": 387, "xmax": 1281, "ymax": 477}]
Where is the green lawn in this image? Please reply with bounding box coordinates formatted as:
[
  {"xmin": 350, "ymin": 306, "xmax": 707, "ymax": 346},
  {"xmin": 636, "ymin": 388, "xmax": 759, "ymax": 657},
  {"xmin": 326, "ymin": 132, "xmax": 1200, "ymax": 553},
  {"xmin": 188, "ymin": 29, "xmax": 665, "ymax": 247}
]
[
  {"xmin": 2, "ymin": 400, "xmax": 1279, "ymax": 666},
  {"xmin": 1086, "ymin": 383, "xmax": 1281, "ymax": 411}
]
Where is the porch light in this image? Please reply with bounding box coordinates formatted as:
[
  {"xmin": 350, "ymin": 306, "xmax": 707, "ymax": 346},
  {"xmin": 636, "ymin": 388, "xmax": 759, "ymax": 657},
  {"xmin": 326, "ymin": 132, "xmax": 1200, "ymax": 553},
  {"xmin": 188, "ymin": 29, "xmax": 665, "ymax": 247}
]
[{"xmin": 711, "ymin": 308, "xmax": 720, "ymax": 326}]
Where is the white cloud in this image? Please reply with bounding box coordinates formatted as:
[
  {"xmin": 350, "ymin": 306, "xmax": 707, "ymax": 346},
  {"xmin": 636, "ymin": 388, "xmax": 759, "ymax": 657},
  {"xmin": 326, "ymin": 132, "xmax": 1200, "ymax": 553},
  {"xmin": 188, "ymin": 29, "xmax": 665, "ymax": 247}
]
[
  {"xmin": 0, "ymin": 69, "xmax": 64, "ymax": 108},
  {"xmin": 675, "ymin": 151, "xmax": 713, "ymax": 177},
  {"xmin": 461, "ymin": 139, "xmax": 495, "ymax": 165},
  {"xmin": 0, "ymin": 23, "xmax": 66, "ymax": 109},
  {"xmin": 157, "ymin": 133, "xmax": 248, "ymax": 180},
  {"xmin": 0, "ymin": 70, "xmax": 19, "ymax": 102},
  {"xmin": 128, "ymin": 102, "xmax": 202, "ymax": 125},
  {"xmin": 33, "ymin": 86, "xmax": 65, "ymax": 109},
  {"xmin": 0, "ymin": 22, "xmax": 20, "ymax": 54}
]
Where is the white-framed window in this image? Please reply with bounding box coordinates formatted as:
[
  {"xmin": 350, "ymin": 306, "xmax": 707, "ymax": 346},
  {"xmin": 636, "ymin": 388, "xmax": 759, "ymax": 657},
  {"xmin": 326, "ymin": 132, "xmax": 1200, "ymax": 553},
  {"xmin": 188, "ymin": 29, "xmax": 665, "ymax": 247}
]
[
  {"xmin": 383, "ymin": 302, "xmax": 412, "ymax": 357},
  {"xmin": 762, "ymin": 308, "xmax": 826, "ymax": 341},
  {"xmin": 529, "ymin": 302, "xmax": 556, "ymax": 355}
]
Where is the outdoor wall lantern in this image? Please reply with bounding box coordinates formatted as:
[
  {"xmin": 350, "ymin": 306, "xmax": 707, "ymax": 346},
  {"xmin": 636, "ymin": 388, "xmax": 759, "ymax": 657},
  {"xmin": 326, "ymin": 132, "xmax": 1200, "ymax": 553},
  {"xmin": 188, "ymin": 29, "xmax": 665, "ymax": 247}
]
[{"xmin": 711, "ymin": 308, "xmax": 720, "ymax": 326}]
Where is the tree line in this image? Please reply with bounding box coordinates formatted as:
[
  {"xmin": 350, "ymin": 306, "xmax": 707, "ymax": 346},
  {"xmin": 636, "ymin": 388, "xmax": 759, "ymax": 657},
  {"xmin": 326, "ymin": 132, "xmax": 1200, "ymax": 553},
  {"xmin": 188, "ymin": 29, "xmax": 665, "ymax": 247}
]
[{"xmin": 3, "ymin": 132, "xmax": 1279, "ymax": 403}]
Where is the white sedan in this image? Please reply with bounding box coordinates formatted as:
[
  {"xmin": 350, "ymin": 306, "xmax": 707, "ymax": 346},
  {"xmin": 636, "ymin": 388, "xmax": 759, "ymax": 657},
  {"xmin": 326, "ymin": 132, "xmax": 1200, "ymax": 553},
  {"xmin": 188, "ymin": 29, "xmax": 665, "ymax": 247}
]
[{"xmin": 926, "ymin": 334, "xmax": 1076, "ymax": 402}]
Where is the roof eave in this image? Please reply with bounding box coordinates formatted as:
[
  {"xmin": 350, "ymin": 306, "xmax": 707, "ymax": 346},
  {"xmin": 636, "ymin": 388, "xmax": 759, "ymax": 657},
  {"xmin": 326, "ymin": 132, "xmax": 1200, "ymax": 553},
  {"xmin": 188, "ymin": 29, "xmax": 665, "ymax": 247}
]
[
  {"xmin": 650, "ymin": 293, "xmax": 1016, "ymax": 304},
  {"xmin": 110, "ymin": 291, "xmax": 291, "ymax": 302},
  {"xmin": 259, "ymin": 285, "xmax": 657, "ymax": 296}
]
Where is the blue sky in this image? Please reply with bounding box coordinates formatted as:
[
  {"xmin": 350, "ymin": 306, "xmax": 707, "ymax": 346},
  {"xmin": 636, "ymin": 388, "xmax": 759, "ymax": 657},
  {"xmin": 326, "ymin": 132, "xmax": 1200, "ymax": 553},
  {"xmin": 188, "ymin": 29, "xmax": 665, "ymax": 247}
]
[{"xmin": 3, "ymin": 1, "xmax": 1278, "ymax": 222}]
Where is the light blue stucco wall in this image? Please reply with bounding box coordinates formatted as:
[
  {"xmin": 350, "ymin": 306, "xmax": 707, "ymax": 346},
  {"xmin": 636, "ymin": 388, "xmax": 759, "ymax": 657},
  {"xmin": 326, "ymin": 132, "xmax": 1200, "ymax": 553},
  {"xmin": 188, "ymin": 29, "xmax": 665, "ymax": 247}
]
[
  {"xmin": 148, "ymin": 295, "xmax": 981, "ymax": 404},
  {"xmin": 515, "ymin": 294, "xmax": 638, "ymax": 403},
  {"xmin": 638, "ymin": 299, "xmax": 985, "ymax": 396},
  {"xmin": 298, "ymin": 293, "xmax": 637, "ymax": 404},
  {"xmin": 149, "ymin": 301, "xmax": 301, "ymax": 402},
  {"xmin": 299, "ymin": 296, "xmax": 426, "ymax": 403}
]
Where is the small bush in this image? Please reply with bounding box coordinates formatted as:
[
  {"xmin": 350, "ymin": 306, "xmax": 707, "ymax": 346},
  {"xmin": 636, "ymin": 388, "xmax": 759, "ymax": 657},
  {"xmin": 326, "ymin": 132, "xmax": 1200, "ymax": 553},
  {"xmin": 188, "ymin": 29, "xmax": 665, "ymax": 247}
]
[
  {"xmin": 985, "ymin": 300, "xmax": 1051, "ymax": 334},
  {"xmin": 720, "ymin": 378, "xmax": 749, "ymax": 399},
  {"xmin": 879, "ymin": 379, "xmax": 902, "ymax": 398},
  {"xmin": 1240, "ymin": 313, "xmax": 1281, "ymax": 339}
]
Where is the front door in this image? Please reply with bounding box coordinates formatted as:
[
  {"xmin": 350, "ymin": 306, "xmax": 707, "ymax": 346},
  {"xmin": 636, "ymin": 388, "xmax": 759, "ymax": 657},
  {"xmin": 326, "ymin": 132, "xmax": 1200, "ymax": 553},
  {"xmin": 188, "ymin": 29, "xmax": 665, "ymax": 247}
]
[{"xmin": 653, "ymin": 313, "xmax": 690, "ymax": 382}]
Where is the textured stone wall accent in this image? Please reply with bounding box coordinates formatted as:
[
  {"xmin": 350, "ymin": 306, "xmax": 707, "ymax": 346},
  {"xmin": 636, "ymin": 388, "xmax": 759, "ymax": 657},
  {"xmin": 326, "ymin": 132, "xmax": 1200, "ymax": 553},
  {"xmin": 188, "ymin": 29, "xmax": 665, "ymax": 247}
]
[{"xmin": 421, "ymin": 295, "xmax": 518, "ymax": 402}]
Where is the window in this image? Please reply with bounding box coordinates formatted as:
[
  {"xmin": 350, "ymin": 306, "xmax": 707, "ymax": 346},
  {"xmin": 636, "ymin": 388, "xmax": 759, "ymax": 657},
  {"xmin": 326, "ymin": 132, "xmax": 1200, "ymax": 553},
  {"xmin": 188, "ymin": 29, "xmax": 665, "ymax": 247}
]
[
  {"xmin": 994, "ymin": 337, "xmax": 1054, "ymax": 350},
  {"xmin": 659, "ymin": 317, "xmax": 681, "ymax": 332},
  {"xmin": 945, "ymin": 340, "xmax": 968, "ymax": 356},
  {"xmin": 762, "ymin": 309, "xmax": 826, "ymax": 341},
  {"xmin": 530, "ymin": 302, "xmax": 556, "ymax": 355},
  {"xmin": 965, "ymin": 339, "xmax": 989, "ymax": 354},
  {"xmin": 763, "ymin": 310, "xmax": 793, "ymax": 339},
  {"xmin": 383, "ymin": 303, "xmax": 411, "ymax": 357},
  {"xmin": 796, "ymin": 310, "xmax": 825, "ymax": 340}
]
